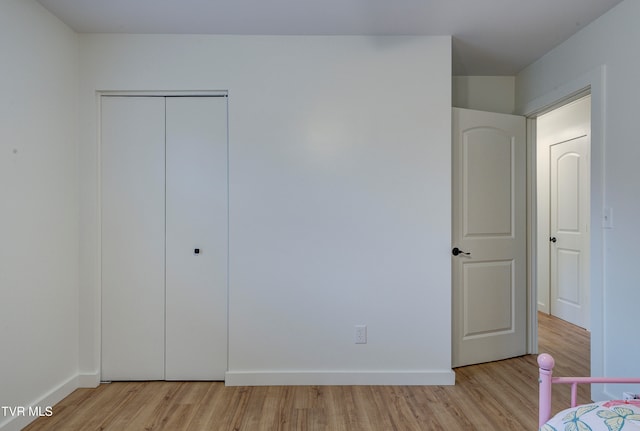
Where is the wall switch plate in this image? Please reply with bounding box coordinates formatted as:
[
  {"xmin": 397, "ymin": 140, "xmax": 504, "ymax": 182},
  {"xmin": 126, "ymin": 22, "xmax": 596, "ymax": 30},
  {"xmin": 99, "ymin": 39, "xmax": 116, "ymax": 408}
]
[{"xmin": 355, "ymin": 325, "xmax": 367, "ymax": 344}]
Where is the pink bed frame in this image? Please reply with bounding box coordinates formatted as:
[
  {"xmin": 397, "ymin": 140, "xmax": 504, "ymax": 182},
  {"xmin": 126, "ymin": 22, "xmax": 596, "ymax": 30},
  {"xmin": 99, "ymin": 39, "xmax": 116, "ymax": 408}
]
[{"xmin": 538, "ymin": 353, "xmax": 640, "ymax": 428}]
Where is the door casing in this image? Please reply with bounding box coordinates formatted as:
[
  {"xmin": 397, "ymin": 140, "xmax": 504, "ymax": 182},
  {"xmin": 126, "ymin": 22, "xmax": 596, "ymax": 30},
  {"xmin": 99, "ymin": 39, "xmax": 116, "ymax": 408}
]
[{"xmin": 520, "ymin": 66, "xmax": 606, "ymax": 403}]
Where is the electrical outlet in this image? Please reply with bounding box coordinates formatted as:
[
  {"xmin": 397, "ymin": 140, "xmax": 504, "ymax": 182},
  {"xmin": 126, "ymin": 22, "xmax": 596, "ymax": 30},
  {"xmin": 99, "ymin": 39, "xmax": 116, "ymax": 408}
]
[{"xmin": 355, "ymin": 325, "xmax": 367, "ymax": 344}]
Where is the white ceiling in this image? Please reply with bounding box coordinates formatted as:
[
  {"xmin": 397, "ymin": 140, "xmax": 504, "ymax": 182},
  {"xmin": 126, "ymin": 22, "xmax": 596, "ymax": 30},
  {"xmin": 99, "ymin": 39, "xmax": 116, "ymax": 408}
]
[{"xmin": 36, "ymin": 0, "xmax": 623, "ymax": 75}]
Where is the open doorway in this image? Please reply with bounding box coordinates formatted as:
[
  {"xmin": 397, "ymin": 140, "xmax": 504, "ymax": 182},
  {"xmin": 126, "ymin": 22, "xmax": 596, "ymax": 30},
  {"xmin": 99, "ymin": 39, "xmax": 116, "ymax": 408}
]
[
  {"xmin": 531, "ymin": 93, "xmax": 592, "ymax": 378},
  {"xmin": 523, "ymin": 67, "xmax": 606, "ymax": 400},
  {"xmin": 536, "ymin": 95, "xmax": 591, "ymax": 331}
]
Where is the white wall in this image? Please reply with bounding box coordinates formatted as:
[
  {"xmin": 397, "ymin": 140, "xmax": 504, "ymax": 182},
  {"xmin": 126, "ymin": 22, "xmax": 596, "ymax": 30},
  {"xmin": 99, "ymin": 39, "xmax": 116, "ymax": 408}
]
[
  {"xmin": 453, "ymin": 76, "xmax": 515, "ymax": 114},
  {"xmin": 517, "ymin": 0, "xmax": 639, "ymax": 399},
  {"xmin": 0, "ymin": 1, "xmax": 79, "ymax": 430},
  {"xmin": 78, "ymin": 35, "xmax": 454, "ymax": 385}
]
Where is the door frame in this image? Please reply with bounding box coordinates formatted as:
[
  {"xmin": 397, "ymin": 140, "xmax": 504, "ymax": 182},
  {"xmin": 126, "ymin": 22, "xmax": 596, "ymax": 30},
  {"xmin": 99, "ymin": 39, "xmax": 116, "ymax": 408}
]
[{"xmin": 521, "ymin": 65, "xmax": 606, "ymax": 400}]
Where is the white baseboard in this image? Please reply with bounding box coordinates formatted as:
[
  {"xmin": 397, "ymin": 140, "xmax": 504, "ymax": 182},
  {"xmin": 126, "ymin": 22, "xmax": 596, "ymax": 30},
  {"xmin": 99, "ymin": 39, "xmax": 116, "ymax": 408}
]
[
  {"xmin": 594, "ymin": 384, "xmax": 629, "ymax": 403},
  {"xmin": 77, "ymin": 371, "xmax": 100, "ymax": 388},
  {"xmin": 0, "ymin": 374, "xmax": 79, "ymax": 431},
  {"xmin": 225, "ymin": 369, "xmax": 456, "ymax": 386}
]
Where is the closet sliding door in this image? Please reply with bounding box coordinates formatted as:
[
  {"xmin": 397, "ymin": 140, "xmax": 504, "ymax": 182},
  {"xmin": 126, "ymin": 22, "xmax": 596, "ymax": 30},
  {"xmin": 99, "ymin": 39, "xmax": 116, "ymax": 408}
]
[
  {"xmin": 101, "ymin": 97, "xmax": 166, "ymax": 380},
  {"xmin": 165, "ymin": 97, "xmax": 228, "ymax": 380},
  {"xmin": 101, "ymin": 95, "xmax": 228, "ymax": 381}
]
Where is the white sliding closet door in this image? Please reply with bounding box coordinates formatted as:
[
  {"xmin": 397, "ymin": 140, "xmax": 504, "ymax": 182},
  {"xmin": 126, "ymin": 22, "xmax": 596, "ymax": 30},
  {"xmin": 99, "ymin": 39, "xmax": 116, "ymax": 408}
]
[
  {"xmin": 101, "ymin": 95, "xmax": 228, "ymax": 381},
  {"xmin": 101, "ymin": 97, "xmax": 166, "ymax": 380},
  {"xmin": 165, "ymin": 97, "xmax": 228, "ymax": 380}
]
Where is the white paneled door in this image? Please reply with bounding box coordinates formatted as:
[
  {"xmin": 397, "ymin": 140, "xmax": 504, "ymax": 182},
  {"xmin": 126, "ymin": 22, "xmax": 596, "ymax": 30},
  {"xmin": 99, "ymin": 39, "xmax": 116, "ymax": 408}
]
[
  {"xmin": 550, "ymin": 136, "xmax": 590, "ymax": 329},
  {"xmin": 452, "ymin": 108, "xmax": 527, "ymax": 368},
  {"xmin": 101, "ymin": 95, "xmax": 228, "ymax": 381}
]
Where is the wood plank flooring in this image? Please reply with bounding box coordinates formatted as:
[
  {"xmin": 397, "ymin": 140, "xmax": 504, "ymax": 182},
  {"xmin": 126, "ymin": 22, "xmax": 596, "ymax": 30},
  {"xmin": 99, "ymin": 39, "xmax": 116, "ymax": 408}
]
[{"xmin": 23, "ymin": 313, "xmax": 590, "ymax": 430}]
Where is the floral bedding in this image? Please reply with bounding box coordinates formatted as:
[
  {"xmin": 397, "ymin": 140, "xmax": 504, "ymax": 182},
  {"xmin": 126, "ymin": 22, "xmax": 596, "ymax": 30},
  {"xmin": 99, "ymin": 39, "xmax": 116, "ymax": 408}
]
[{"xmin": 541, "ymin": 400, "xmax": 640, "ymax": 431}]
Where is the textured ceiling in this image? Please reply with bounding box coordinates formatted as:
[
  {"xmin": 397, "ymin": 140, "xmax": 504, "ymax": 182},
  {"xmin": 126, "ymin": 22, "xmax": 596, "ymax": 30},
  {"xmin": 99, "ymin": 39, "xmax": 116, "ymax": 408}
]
[{"xmin": 36, "ymin": 0, "xmax": 623, "ymax": 75}]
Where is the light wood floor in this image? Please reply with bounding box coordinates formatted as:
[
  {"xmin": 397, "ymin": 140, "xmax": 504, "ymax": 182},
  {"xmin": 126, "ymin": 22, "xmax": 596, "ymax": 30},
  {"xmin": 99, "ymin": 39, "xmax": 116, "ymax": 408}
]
[{"xmin": 24, "ymin": 313, "xmax": 590, "ymax": 430}]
